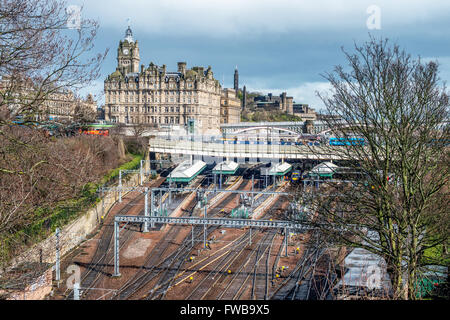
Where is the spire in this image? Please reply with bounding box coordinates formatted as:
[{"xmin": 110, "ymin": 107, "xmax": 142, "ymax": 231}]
[
  {"xmin": 234, "ymin": 66, "xmax": 239, "ymax": 92},
  {"xmin": 125, "ymin": 18, "xmax": 133, "ymax": 42}
]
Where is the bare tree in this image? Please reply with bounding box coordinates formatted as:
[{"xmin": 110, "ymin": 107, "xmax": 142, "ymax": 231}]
[
  {"xmin": 0, "ymin": 0, "xmax": 111, "ymax": 270},
  {"xmin": 0, "ymin": 0, "xmax": 106, "ymax": 125},
  {"xmin": 299, "ymin": 37, "xmax": 449, "ymax": 299}
]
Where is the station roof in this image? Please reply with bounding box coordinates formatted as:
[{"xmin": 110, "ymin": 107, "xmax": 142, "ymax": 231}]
[
  {"xmin": 168, "ymin": 160, "xmax": 206, "ymax": 182},
  {"xmin": 212, "ymin": 161, "xmax": 239, "ymax": 174},
  {"xmin": 308, "ymin": 161, "xmax": 338, "ymax": 177},
  {"xmin": 268, "ymin": 162, "xmax": 292, "ymax": 175}
]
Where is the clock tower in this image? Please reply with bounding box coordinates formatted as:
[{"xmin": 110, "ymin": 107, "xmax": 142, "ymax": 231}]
[{"xmin": 117, "ymin": 25, "xmax": 140, "ymax": 74}]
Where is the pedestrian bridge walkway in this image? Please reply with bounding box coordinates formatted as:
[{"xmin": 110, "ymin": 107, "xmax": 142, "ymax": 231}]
[{"xmin": 148, "ymin": 138, "xmax": 348, "ymax": 160}]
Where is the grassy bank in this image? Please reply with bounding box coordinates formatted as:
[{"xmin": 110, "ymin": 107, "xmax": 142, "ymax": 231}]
[{"xmin": 0, "ymin": 153, "xmax": 143, "ymax": 267}]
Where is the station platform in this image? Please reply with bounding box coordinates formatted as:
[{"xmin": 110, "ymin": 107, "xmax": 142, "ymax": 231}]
[
  {"xmin": 308, "ymin": 161, "xmax": 338, "ymax": 178},
  {"xmin": 167, "ymin": 160, "xmax": 206, "ymax": 183},
  {"xmin": 268, "ymin": 162, "xmax": 292, "ymax": 176},
  {"xmin": 212, "ymin": 161, "xmax": 239, "ymax": 175}
]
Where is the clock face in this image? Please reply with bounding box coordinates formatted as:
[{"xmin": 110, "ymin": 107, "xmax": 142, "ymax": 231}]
[{"xmin": 123, "ymin": 48, "xmax": 129, "ymax": 55}]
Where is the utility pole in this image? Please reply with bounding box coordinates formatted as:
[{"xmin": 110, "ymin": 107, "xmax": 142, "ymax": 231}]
[
  {"xmin": 251, "ymin": 174, "xmax": 254, "ymax": 206},
  {"xmin": 140, "ymin": 160, "xmax": 144, "ymax": 185},
  {"xmin": 159, "ymin": 190, "xmax": 162, "ymax": 216},
  {"xmin": 151, "ymin": 190, "xmax": 155, "ymax": 228},
  {"xmin": 144, "ymin": 187, "xmax": 149, "ymax": 232},
  {"xmin": 203, "ymin": 194, "xmax": 207, "ymax": 248},
  {"xmin": 219, "ymin": 163, "xmax": 223, "ymax": 190},
  {"xmin": 101, "ymin": 189, "xmax": 105, "ymax": 221},
  {"xmin": 55, "ymin": 228, "xmax": 60, "ymax": 287},
  {"xmin": 73, "ymin": 283, "xmax": 80, "ymax": 300},
  {"xmin": 119, "ymin": 170, "xmax": 122, "ymax": 203},
  {"xmin": 113, "ymin": 221, "xmax": 121, "ymax": 277},
  {"xmin": 284, "ymin": 227, "xmax": 288, "ymax": 257},
  {"xmin": 192, "ymin": 225, "xmax": 194, "ymax": 248}
]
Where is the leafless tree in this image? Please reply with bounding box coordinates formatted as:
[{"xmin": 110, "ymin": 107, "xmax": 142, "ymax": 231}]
[
  {"xmin": 0, "ymin": 128, "xmax": 122, "ymax": 266},
  {"xmin": 298, "ymin": 37, "xmax": 449, "ymax": 299},
  {"xmin": 0, "ymin": 0, "xmax": 111, "ymax": 270},
  {"xmin": 0, "ymin": 0, "xmax": 106, "ymax": 126}
]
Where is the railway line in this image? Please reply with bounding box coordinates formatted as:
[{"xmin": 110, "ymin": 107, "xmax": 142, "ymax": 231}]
[
  {"xmin": 64, "ymin": 169, "xmax": 172, "ymax": 299},
  {"xmin": 59, "ymin": 163, "xmax": 337, "ymax": 301},
  {"xmin": 162, "ymin": 196, "xmax": 288, "ymax": 300},
  {"xmin": 111, "ymin": 177, "xmax": 254, "ymax": 300},
  {"xmin": 267, "ymin": 230, "xmax": 336, "ymax": 300}
]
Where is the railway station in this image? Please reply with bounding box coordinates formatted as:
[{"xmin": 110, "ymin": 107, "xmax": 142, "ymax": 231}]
[
  {"xmin": 167, "ymin": 160, "xmax": 207, "ymax": 184},
  {"xmin": 48, "ymin": 155, "xmax": 380, "ymax": 301},
  {"xmin": 212, "ymin": 160, "xmax": 239, "ymax": 175}
]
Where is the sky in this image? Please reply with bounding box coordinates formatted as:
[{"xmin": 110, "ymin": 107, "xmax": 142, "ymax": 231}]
[{"xmin": 72, "ymin": 0, "xmax": 450, "ymax": 111}]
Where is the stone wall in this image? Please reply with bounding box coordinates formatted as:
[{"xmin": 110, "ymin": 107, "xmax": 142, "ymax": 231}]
[
  {"xmin": 0, "ymin": 267, "xmax": 53, "ymax": 300},
  {"xmin": 2, "ymin": 172, "xmax": 142, "ymax": 276}
]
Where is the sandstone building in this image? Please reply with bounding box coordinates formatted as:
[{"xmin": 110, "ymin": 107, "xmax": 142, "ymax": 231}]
[
  {"xmin": 104, "ymin": 26, "xmax": 236, "ymax": 134},
  {"xmin": 220, "ymin": 88, "xmax": 241, "ymax": 124},
  {"xmin": 0, "ymin": 76, "xmax": 97, "ymax": 122},
  {"xmin": 250, "ymin": 92, "xmax": 294, "ymax": 114}
]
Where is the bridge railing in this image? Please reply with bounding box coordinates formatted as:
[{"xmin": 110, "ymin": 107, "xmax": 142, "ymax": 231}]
[{"xmin": 148, "ymin": 138, "xmax": 343, "ymax": 160}]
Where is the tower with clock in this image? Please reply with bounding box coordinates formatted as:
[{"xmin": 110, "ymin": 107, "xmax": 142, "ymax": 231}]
[{"xmin": 117, "ymin": 25, "xmax": 140, "ymax": 74}]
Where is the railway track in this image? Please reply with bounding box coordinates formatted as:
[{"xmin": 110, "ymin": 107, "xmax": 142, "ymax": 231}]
[
  {"xmin": 268, "ymin": 230, "xmax": 328, "ymax": 300},
  {"xmin": 251, "ymin": 230, "xmax": 277, "ymax": 300},
  {"xmin": 178, "ymin": 197, "xmax": 286, "ymax": 300},
  {"xmin": 64, "ymin": 175, "xmax": 167, "ymax": 299},
  {"xmin": 139, "ymin": 180, "xmax": 255, "ymax": 300},
  {"xmin": 110, "ymin": 177, "xmax": 206, "ymax": 300},
  {"xmin": 74, "ymin": 168, "xmax": 294, "ymax": 301},
  {"xmin": 111, "ymin": 177, "xmax": 255, "ymax": 300}
]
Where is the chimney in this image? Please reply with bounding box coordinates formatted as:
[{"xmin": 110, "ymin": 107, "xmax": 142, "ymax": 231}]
[{"xmin": 178, "ymin": 62, "xmax": 186, "ymax": 75}]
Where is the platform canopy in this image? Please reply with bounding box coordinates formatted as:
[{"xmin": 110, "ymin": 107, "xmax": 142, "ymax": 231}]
[
  {"xmin": 167, "ymin": 160, "xmax": 206, "ymax": 182},
  {"xmin": 212, "ymin": 161, "xmax": 239, "ymax": 175},
  {"xmin": 268, "ymin": 162, "xmax": 292, "ymax": 176},
  {"xmin": 308, "ymin": 161, "xmax": 338, "ymax": 177}
]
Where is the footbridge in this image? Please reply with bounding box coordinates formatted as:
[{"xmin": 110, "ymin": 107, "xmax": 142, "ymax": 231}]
[{"xmin": 148, "ymin": 137, "xmax": 349, "ymax": 161}]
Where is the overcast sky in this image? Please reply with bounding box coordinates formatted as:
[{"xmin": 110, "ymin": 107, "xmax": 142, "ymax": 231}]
[{"xmin": 73, "ymin": 0, "xmax": 450, "ymax": 110}]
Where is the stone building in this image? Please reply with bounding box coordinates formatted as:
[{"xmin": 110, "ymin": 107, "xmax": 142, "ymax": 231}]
[
  {"xmin": 220, "ymin": 88, "xmax": 241, "ymax": 124},
  {"xmin": 104, "ymin": 26, "xmax": 223, "ymax": 134},
  {"xmin": 250, "ymin": 92, "xmax": 294, "ymax": 114},
  {"xmin": 0, "ymin": 75, "xmax": 97, "ymax": 122},
  {"xmin": 46, "ymin": 91, "xmax": 97, "ymax": 122},
  {"xmin": 293, "ymin": 103, "xmax": 316, "ymax": 121}
]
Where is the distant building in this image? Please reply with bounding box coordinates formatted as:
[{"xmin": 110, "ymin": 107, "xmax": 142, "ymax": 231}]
[
  {"xmin": 0, "ymin": 75, "xmax": 97, "ymax": 122},
  {"xmin": 220, "ymin": 88, "xmax": 241, "ymax": 124},
  {"xmin": 234, "ymin": 66, "xmax": 239, "ymax": 92},
  {"xmin": 293, "ymin": 103, "xmax": 316, "ymax": 121},
  {"xmin": 103, "ymin": 25, "xmax": 224, "ymax": 134},
  {"xmin": 248, "ymin": 92, "xmax": 294, "ymax": 115}
]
